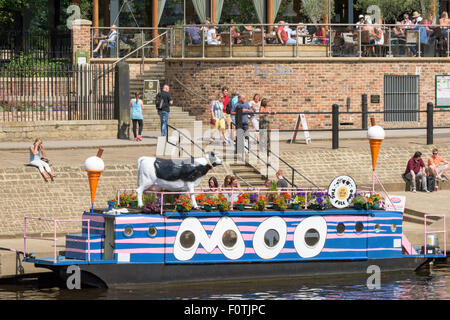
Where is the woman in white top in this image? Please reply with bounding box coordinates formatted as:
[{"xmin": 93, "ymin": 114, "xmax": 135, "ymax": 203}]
[
  {"xmin": 29, "ymin": 138, "xmax": 56, "ymax": 181},
  {"xmin": 206, "ymin": 26, "xmax": 221, "ymax": 45},
  {"xmin": 249, "ymin": 93, "xmax": 261, "ymax": 140}
]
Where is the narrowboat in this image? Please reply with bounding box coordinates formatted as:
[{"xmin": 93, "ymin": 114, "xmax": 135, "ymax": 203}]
[{"xmin": 22, "ymin": 183, "xmax": 446, "ymax": 288}]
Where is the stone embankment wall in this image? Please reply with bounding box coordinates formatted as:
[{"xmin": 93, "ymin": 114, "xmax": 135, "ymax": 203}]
[
  {"xmin": 0, "ymin": 163, "xmax": 231, "ymax": 237},
  {"xmin": 2, "ymin": 142, "xmax": 449, "ymax": 237},
  {"xmin": 273, "ymin": 144, "xmax": 450, "ymax": 189}
]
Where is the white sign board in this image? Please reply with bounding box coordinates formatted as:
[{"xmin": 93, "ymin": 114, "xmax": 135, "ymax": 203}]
[
  {"xmin": 290, "ymin": 113, "xmax": 311, "ymax": 144},
  {"xmin": 436, "ymin": 75, "xmax": 450, "ymax": 107},
  {"xmin": 384, "ymin": 195, "xmax": 406, "ymax": 213},
  {"xmin": 328, "ymin": 175, "xmax": 357, "ymax": 209},
  {"xmin": 300, "ymin": 114, "xmax": 311, "ymax": 144}
]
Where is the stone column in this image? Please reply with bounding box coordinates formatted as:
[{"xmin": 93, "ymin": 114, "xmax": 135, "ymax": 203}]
[{"xmin": 72, "ymin": 19, "xmax": 92, "ymax": 61}]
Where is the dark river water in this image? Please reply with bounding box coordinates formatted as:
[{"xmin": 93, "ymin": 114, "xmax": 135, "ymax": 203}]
[{"xmin": 0, "ymin": 261, "xmax": 448, "ymax": 300}]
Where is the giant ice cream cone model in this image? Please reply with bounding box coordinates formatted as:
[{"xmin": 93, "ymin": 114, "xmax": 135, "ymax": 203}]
[
  {"xmin": 84, "ymin": 149, "xmax": 105, "ymax": 211},
  {"xmin": 367, "ymin": 118, "xmax": 385, "ymax": 171}
]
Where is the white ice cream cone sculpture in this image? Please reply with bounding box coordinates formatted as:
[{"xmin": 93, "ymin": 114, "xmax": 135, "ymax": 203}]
[
  {"xmin": 367, "ymin": 118, "xmax": 385, "ymax": 171},
  {"xmin": 84, "ymin": 149, "xmax": 105, "ymax": 211}
]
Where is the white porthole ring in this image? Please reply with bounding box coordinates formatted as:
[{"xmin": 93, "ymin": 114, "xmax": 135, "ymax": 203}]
[
  {"xmin": 294, "ymin": 216, "xmax": 327, "ymax": 258},
  {"xmin": 173, "ymin": 217, "xmax": 245, "ymax": 261},
  {"xmin": 253, "ymin": 217, "xmax": 287, "ymax": 259}
]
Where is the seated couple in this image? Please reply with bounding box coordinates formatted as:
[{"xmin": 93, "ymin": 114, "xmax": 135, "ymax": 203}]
[{"xmin": 403, "ymin": 149, "xmax": 449, "ymax": 192}]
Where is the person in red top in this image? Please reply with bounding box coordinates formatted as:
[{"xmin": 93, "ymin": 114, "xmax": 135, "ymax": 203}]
[
  {"xmin": 221, "ymin": 87, "xmax": 232, "ymax": 141},
  {"xmin": 276, "ymin": 21, "xmax": 289, "ymax": 45},
  {"xmin": 404, "ymin": 151, "xmax": 429, "ymax": 192}
]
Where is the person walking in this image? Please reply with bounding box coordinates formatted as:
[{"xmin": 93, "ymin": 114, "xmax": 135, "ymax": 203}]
[
  {"xmin": 129, "ymin": 92, "xmax": 144, "ymax": 141},
  {"xmin": 209, "ymin": 93, "xmax": 228, "ymax": 144},
  {"xmin": 249, "ymin": 93, "xmax": 261, "ymax": 141},
  {"xmin": 29, "ymin": 138, "xmax": 56, "ymax": 181},
  {"xmin": 155, "ymin": 84, "xmax": 173, "ymax": 137}
]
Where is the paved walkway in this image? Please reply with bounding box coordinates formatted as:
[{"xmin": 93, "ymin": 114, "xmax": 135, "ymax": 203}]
[{"xmin": 2, "ymin": 128, "xmax": 450, "ymax": 168}]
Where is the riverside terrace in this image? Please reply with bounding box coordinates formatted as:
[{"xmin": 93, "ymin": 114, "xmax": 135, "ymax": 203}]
[{"xmin": 90, "ymin": 23, "xmax": 450, "ymax": 60}]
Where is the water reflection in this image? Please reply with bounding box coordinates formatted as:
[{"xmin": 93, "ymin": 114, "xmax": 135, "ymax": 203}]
[{"xmin": 0, "ymin": 262, "xmax": 448, "ymax": 300}]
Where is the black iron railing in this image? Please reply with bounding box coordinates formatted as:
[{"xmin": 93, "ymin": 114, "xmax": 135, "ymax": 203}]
[
  {"xmin": 0, "ymin": 63, "xmax": 115, "ymax": 121},
  {"xmin": 0, "ymin": 30, "xmax": 72, "ymax": 64}
]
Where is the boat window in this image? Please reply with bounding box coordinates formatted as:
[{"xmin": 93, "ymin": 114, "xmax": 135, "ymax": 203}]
[
  {"xmin": 391, "ymin": 224, "xmax": 397, "ymax": 232},
  {"xmin": 355, "ymin": 222, "xmax": 364, "ymax": 233},
  {"xmin": 180, "ymin": 231, "xmax": 196, "ymax": 249},
  {"xmin": 337, "ymin": 223, "xmax": 345, "ymax": 234},
  {"xmin": 374, "ymin": 224, "xmax": 381, "ymax": 233},
  {"xmin": 222, "ymin": 230, "xmax": 238, "ymax": 248},
  {"xmin": 264, "ymin": 229, "xmax": 280, "ymax": 247},
  {"xmin": 148, "ymin": 226, "xmax": 157, "ymax": 237},
  {"xmin": 304, "ymin": 228, "xmax": 320, "ymax": 247},
  {"xmin": 124, "ymin": 226, "xmax": 134, "ymax": 237}
]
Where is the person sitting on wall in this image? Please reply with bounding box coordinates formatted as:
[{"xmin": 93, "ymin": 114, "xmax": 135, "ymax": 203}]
[
  {"xmin": 403, "ymin": 151, "xmax": 429, "ymax": 192},
  {"xmin": 428, "ymin": 148, "xmax": 450, "ymax": 181},
  {"xmin": 92, "ymin": 25, "xmax": 117, "ymax": 58},
  {"xmin": 29, "ymin": 138, "xmax": 56, "ymax": 182}
]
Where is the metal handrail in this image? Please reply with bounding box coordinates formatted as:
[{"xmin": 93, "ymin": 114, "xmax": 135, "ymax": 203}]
[
  {"xmin": 166, "ymin": 124, "xmax": 207, "ymax": 158},
  {"xmin": 111, "ymin": 31, "xmax": 168, "ymax": 68},
  {"xmin": 234, "ymin": 172, "xmax": 254, "ymax": 188},
  {"xmin": 173, "ymin": 76, "xmax": 209, "ymax": 103},
  {"xmin": 231, "ymin": 118, "xmax": 320, "ymax": 189}
]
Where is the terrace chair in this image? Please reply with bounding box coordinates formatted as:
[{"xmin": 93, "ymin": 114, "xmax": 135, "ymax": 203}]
[
  {"xmin": 432, "ymin": 27, "xmax": 446, "ymax": 57},
  {"xmin": 360, "ymin": 30, "xmax": 373, "ymax": 56},
  {"xmin": 251, "ymin": 31, "xmax": 264, "ymax": 45},
  {"xmin": 405, "ymin": 30, "xmax": 418, "ymax": 56},
  {"xmin": 342, "ymin": 32, "xmax": 356, "ymax": 56}
]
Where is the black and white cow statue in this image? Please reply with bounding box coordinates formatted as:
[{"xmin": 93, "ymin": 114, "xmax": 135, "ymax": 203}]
[{"xmin": 136, "ymin": 152, "xmax": 222, "ymax": 208}]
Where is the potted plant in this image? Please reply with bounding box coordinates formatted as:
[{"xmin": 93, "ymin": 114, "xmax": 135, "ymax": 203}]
[
  {"xmin": 249, "ymin": 193, "xmax": 259, "ymax": 204},
  {"xmin": 119, "ymin": 193, "xmax": 133, "ymax": 207},
  {"xmin": 107, "ymin": 200, "xmax": 116, "ymax": 211},
  {"xmin": 235, "ymin": 193, "xmax": 250, "ymax": 211},
  {"xmin": 307, "ymin": 192, "xmax": 331, "ymax": 210},
  {"xmin": 267, "ymin": 181, "xmax": 278, "ymax": 202},
  {"xmin": 195, "ymin": 194, "xmax": 215, "ymax": 212},
  {"xmin": 253, "ymin": 195, "xmax": 268, "ymax": 211},
  {"xmin": 352, "ymin": 194, "xmax": 368, "ymax": 210},
  {"xmin": 368, "ymin": 193, "xmax": 383, "ymax": 209},
  {"xmin": 290, "ymin": 194, "xmax": 305, "ymax": 210},
  {"xmin": 129, "ymin": 195, "xmax": 138, "ymax": 208},
  {"xmin": 273, "ymin": 194, "xmax": 289, "ymax": 211},
  {"xmin": 174, "ymin": 194, "xmax": 193, "ymax": 212},
  {"xmin": 143, "ymin": 201, "xmax": 160, "ymax": 214},
  {"xmin": 215, "ymin": 194, "xmax": 230, "ymax": 212}
]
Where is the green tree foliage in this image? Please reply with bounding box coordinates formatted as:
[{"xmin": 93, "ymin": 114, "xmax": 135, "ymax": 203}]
[
  {"xmin": 355, "ymin": 0, "xmax": 435, "ymax": 23},
  {"xmin": 0, "ymin": 0, "xmax": 29, "ymax": 25},
  {"xmin": 300, "ymin": 0, "xmax": 335, "ymax": 23},
  {"xmin": 0, "ymin": 0, "xmax": 92, "ymax": 31}
]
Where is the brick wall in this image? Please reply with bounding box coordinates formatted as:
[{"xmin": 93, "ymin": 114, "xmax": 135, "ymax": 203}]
[
  {"xmin": 71, "ymin": 20, "xmax": 92, "ymax": 62},
  {"xmin": 164, "ymin": 59, "xmax": 450, "ymax": 130}
]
